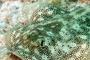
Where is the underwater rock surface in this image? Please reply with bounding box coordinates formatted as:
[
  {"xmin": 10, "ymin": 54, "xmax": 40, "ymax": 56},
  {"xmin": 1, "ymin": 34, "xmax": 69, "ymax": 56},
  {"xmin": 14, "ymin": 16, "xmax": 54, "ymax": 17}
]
[{"xmin": 6, "ymin": 3, "xmax": 90, "ymax": 60}]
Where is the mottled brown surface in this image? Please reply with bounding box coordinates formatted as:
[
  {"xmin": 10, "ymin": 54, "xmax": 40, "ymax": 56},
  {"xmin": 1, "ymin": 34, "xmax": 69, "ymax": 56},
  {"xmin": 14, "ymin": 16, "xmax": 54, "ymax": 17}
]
[{"xmin": 7, "ymin": 52, "xmax": 22, "ymax": 60}]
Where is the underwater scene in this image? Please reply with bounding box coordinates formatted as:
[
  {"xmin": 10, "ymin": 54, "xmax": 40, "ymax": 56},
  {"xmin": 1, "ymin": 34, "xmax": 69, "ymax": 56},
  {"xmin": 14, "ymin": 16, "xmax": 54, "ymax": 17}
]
[{"xmin": 0, "ymin": 0, "xmax": 90, "ymax": 60}]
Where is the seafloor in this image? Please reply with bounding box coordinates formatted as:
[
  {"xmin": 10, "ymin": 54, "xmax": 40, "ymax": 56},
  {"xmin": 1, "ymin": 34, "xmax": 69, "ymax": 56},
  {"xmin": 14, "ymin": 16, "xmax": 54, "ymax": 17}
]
[{"xmin": 0, "ymin": 0, "xmax": 90, "ymax": 60}]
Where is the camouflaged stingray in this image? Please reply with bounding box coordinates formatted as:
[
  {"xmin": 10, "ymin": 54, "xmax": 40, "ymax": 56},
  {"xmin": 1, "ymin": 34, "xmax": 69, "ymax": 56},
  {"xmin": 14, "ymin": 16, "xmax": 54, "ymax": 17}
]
[{"xmin": 6, "ymin": 3, "xmax": 90, "ymax": 60}]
